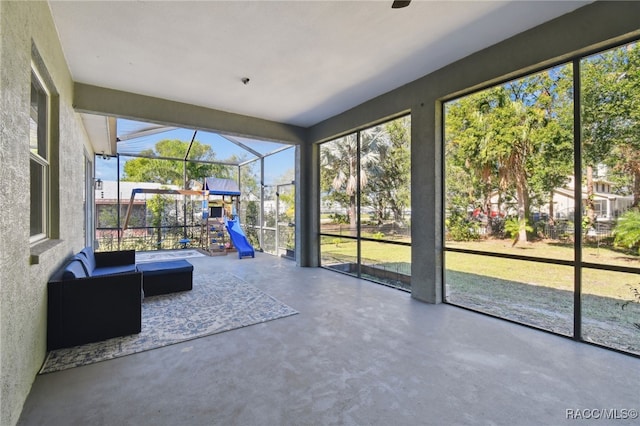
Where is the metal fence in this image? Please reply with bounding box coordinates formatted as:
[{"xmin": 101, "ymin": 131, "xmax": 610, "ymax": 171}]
[
  {"xmin": 96, "ymin": 225, "xmax": 204, "ymax": 252},
  {"xmin": 320, "ymin": 222, "xmax": 411, "ymax": 241}
]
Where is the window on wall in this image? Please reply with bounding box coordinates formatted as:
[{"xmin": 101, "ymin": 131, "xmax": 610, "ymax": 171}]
[
  {"xmin": 319, "ymin": 115, "xmax": 411, "ymax": 290},
  {"xmin": 443, "ymin": 40, "xmax": 640, "ymax": 356},
  {"xmin": 30, "ymin": 67, "xmax": 50, "ymax": 243}
]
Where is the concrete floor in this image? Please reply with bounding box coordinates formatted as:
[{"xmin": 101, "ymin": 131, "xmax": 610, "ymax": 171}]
[{"xmin": 18, "ymin": 253, "xmax": 640, "ymax": 426}]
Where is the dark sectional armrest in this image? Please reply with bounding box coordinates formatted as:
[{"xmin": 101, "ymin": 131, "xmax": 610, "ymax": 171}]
[
  {"xmin": 47, "ymin": 271, "xmax": 142, "ymax": 350},
  {"xmin": 94, "ymin": 249, "xmax": 136, "ymax": 267}
]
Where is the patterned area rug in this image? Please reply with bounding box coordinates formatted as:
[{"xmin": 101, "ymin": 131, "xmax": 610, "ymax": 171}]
[
  {"xmin": 40, "ymin": 272, "xmax": 297, "ymax": 374},
  {"xmin": 135, "ymin": 249, "xmax": 206, "ymax": 263}
]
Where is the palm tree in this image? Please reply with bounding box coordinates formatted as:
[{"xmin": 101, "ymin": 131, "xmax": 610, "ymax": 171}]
[{"xmin": 320, "ymin": 132, "xmax": 380, "ymax": 230}]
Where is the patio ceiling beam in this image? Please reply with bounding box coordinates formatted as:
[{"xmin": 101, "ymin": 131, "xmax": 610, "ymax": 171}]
[{"xmin": 74, "ymin": 84, "xmax": 308, "ymax": 144}]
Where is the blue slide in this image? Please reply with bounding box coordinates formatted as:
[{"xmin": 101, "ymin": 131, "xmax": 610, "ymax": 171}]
[{"xmin": 225, "ymin": 218, "xmax": 255, "ymax": 259}]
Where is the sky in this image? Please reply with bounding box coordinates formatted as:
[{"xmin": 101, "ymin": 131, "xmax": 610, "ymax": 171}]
[{"xmin": 96, "ymin": 119, "xmax": 295, "ymax": 186}]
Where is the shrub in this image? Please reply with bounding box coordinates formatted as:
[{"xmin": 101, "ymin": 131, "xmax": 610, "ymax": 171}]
[
  {"xmin": 446, "ymin": 217, "xmax": 481, "ymax": 241},
  {"xmin": 613, "ymin": 209, "xmax": 640, "ymax": 254},
  {"xmin": 504, "ymin": 217, "xmax": 533, "ymax": 246},
  {"xmin": 329, "ymin": 213, "xmax": 350, "ymax": 224}
]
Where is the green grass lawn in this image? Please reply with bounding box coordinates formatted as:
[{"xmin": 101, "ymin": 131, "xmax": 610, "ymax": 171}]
[
  {"xmin": 320, "ymin": 238, "xmax": 411, "ymax": 263},
  {"xmin": 321, "ymin": 237, "xmax": 640, "ymax": 300},
  {"xmin": 446, "ymin": 239, "xmax": 640, "ymax": 300}
]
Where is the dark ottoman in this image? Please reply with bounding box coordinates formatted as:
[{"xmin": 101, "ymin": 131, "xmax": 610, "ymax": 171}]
[{"xmin": 137, "ymin": 260, "xmax": 193, "ymax": 297}]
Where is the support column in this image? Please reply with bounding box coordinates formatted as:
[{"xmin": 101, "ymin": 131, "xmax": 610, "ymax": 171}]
[
  {"xmin": 410, "ymin": 103, "xmax": 443, "ymax": 303},
  {"xmin": 296, "ymin": 142, "xmax": 319, "ymax": 267}
]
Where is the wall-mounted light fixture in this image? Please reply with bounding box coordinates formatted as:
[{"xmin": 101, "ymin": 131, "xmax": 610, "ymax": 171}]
[{"xmin": 94, "ymin": 178, "xmax": 103, "ymax": 190}]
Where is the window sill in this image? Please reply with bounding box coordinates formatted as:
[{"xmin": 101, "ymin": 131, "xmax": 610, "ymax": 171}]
[{"xmin": 30, "ymin": 239, "xmax": 63, "ymax": 265}]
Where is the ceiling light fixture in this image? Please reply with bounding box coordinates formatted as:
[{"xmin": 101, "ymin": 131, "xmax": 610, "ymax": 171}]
[{"xmin": 241, "ymin": 77, "xmax": 250, "ymax": 85}]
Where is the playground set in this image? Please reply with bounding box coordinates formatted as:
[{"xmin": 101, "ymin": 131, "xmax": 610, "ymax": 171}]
[{"xmin": 121, "ymin": 177, "xmax": 255, "ymax": 259}]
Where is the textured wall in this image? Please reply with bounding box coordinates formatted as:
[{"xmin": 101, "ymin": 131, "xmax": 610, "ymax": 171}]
[{"xmin": 0, "ymin": 2, "xmax": 90, "ymax": 425}]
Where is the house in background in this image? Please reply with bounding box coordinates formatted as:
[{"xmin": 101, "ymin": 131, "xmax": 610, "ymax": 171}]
[
  {"xmin": 551, "ymin": 175, "xmax": 635, "ymax": 223},
  {"xmin": 487, "ymin": 173, "xmax": 635, "ymax": 225},
  {"xmin": 95, "ymin": 181, "xmax": 180, "ymax": 230}
]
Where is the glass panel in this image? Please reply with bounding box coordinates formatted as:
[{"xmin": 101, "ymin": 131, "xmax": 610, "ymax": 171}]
[
  {"xmin": 117, "ymin": 119, "xmax": 255, "ymax": 163},
  {"xmin": 29, "ymin": 91, "xmax": 39, "ymax": 154},
  {"xmin": 320, "ymin": 134, "xmax": 359, "ymax": 236},
  {"xmin": 231, "ymin": 136, "xmax": 290, "ymax": 156},
  {"xmin": 360, "ymin": 241, "xmax": 411, "ymax": 290},
  {"xmin": 30, "ymin": 69, "xmax": 48, "ymax": 241},
  {"xmin": 444, "ymin": 64, "xmax": 575, "ymax": 260},
  {"xmin": 30, "ymin": 72, "xmax": 48, "ymax": 160},
  {"xmin": 320, "ymin": 117, "xmax": 410, "ymax": 286},
  {"xmin": 320, "ymin": 235, "xmax": 358, "ymax": 278},
  {"xmin": 445, "ymin": 252, "xmax": 574, "ymax": 336},
  {"xmin": 116, "ymin": 119, "xmax": 290, "ymax": 163},
  {"xmin": 580, "ymin": 42, "xmax": 640, "ymax": 267},
  {"xmin": 582, "ymin": 268, "xmax": 640, "ymax": 355},
  {"xmin": 239, "ymin": 160, "xmax": 261, "ymax": 248},
  {"xmin": 30, "ymin": 159, "xmax": 44, "ymax": 237},
  {"xmin": 277, "ymin": 183, "xmax": 295, "ymax": 258},
  {"xmin": 264, "ymin": 147, "xmax": 294, "ymax": 186},
  {"xmin": 262, "ymin": 227, "xmax": 276, "ymax": 254},
  {"xmin": 113, "ymin": 188, "xmax": 206, "ymax": 251},
  {"xmin": 187, "ymin": 132, "xmax": 255, "ymax": 164},
  {"xmin": 120, "ymin": 152, "xmax": 233, "ymax": 187},
  {"xmin": 360, "ymin": 116, "xmax": 411, "ymax": 244},
  {"xmin": 95, "ymin": 155, "xmax": 118, "ymax": 251},
  {"xmin": 262, "ymin": 184, "xmax": 277, "ymax": 255},
  {"xmin": 112, "ymin": 118, "xmax": 293, "ymax": 253},
  {"xmin": 443, "ymin": 66, "xmax": 575, "ymax": 331}
]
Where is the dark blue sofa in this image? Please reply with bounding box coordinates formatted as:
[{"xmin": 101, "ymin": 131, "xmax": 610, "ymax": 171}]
[{"xmin": 47, "ymin": 247, "xmax": 142, "ymax": 350}]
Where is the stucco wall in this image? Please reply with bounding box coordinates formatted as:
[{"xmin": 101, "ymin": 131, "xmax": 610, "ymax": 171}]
[{"xmin": 0, "ymin": 2, "xmax": 91, "ymax": 425}]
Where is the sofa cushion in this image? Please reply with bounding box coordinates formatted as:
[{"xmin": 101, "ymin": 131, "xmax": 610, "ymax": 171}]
[
  {"xmin": 79, "ymin": 247, "xmax": 96, "ymax": 272},
  {"xmin": 62, "ymin": 259, "xmax": 89, "ymax": 280},
  {"xmin": 136, "ymin": 260, "xmax": 194, "ymax": 276},
  {"xmin": 92, "ymin": 264, "xmax": 138, "ymax": 276},
  {"xmin": 72, "ymin": 254, "xmax": 92, "ymax": 276}
]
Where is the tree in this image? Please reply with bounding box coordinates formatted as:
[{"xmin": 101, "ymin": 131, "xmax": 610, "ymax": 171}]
[
  {"xmin": 320, "ymin": 133, "xmax": 380, "ymax": 230},
  {"xmin": 445, "ymin": 67, "xmax": 574, "ymax": 243},
  {"xmin": 146, "ymin": 193, "xmax": 171, "ymax": 245},
  {"xmin": 239, "ymin": 160, "xmax": 260, "ymax": 202},
  {"xmin": 364, "ymin": 117, "xmax": 411, "ymax": 224},
  {"xmin": 275, "ymin": 169, "xmax": 295, "ymax": 221},
  {"xmin": 528, "ymin": 66, "xmax": 574, "ymax": 224},
  {"xmin": 244, "ymin": 200, "xmax": 260, "ymax": 248},
  {"xmin": 505, "ymin": 217, "xmax": 534, "ymax": 246},
  {"xmin": 582, "ymin": 43, "xmax": 640, "ymax": 209},
  {"xmin": 122, "ymin": 139, "xmax": 231, "ymax": 185}
]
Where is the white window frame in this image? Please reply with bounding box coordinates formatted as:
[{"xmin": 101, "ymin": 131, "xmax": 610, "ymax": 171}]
[{"xmin": 29, "ymin": 63, "xmax": 50, "ymax": 244}]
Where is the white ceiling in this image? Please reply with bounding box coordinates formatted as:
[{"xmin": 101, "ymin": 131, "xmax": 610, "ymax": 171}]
[{"xmin": 49, "ymin": 1, "xmax": 590, "ymax": 129}]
